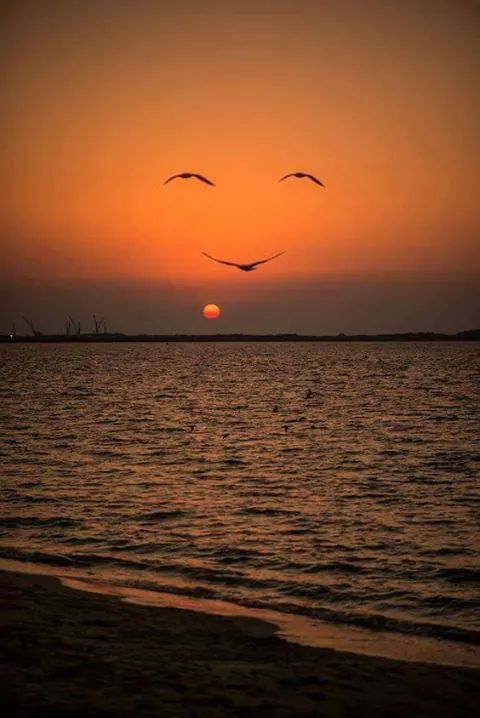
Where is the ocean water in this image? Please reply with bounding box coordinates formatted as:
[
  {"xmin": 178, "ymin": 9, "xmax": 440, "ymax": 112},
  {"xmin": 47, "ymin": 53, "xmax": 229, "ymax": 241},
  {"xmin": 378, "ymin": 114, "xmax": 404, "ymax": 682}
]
[{"xmin": 1, "ymin": 342, "xmax": 479, "ymax": 654}]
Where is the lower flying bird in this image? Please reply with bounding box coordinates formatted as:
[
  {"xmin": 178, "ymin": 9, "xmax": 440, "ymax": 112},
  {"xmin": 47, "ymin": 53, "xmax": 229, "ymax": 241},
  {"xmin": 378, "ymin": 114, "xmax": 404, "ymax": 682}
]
[
  {"xmin": 203, "ymin": 251, "xmax": 285, "ymax": 272},
  {"xmin": 279, "ymin": 172, "xmax": 325, "ymax": 187},
  {"xmin": 164, "ymin": 173, "xmax": 215, "ymax": 186}
]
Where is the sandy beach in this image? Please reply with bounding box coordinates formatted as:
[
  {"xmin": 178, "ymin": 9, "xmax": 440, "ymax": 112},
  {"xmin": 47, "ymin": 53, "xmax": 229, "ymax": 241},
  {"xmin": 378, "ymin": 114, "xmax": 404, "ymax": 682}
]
[{"xmin": 1, "ymin": 569, "xmax": 478, "ymax": 717}]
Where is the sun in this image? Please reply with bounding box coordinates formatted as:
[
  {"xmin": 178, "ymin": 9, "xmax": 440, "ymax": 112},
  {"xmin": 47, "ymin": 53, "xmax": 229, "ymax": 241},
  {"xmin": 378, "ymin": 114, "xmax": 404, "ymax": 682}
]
[{"xmin": 203, "ymin": 304, "xmax": 221, "ymax": 319}]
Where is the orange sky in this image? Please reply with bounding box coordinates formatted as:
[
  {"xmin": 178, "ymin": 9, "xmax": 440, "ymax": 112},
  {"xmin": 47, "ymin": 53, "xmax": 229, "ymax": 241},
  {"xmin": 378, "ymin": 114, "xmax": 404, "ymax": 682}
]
[{"xmin": 1, "ymin": 0, "xmax": 479, "ymax": 332}]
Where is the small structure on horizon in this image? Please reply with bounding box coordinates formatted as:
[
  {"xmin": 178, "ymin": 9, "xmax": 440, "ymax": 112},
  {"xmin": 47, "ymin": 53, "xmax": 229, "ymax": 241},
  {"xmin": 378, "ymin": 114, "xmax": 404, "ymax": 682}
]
[{"xmin": 22, "ymin": 316, "xmax": 42, "ymax": 337}]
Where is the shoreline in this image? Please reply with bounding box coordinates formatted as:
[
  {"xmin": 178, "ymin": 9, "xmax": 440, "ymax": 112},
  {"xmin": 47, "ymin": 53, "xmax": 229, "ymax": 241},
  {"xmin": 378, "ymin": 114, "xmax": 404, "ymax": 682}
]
[
  {"xmin": 1, "ymin": 329, "xmax": 479, "ymax": 343},
  {"xmin": 1, "ymin": 567, "xmax": 479, "ymax": 717},
  {"xmin": 1, "ymin": 557, "xmax": 479, "ymax": 670}
]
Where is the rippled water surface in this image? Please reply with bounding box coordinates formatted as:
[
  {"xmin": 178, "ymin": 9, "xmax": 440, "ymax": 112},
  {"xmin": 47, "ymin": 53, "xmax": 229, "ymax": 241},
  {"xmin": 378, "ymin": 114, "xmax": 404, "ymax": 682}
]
[{"xmin": 1, "ymin": 342, "xmax": 479, "ymax": 647}]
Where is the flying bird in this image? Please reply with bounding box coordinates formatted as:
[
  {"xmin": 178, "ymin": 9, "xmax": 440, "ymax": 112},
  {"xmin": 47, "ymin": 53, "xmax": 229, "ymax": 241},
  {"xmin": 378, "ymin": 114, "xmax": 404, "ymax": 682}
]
[
  {"xmin": 203, "ymin": 251, "xmax": 285, "ymax": 272},
  {"xmin": 279, "ymin": 172, "xmax": 325, "ymax": 187},
  {"xmin": 164, "ymin": 173, "xmax": 215, "ymax": 186}
]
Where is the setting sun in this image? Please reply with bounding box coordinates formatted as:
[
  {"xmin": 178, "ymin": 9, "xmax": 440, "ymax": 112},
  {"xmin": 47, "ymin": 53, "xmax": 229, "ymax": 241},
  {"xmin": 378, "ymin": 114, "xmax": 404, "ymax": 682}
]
[{"xmin": 202, "ymin": 304, "xmax": 220, "ymax": 320}]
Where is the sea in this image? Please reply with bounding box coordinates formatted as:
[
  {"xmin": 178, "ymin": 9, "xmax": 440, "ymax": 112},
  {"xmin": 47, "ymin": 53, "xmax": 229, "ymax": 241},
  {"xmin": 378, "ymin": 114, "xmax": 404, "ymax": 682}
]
[{"xmin": 1, "ymin": 342, "xmax": 479, "ymax": 664}]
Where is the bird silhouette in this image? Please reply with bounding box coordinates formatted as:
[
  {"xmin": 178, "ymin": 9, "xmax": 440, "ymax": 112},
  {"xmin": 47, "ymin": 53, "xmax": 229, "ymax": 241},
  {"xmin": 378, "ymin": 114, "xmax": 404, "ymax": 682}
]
[
  {"xmin": 203, "ymin": 251, "xmax": 285, "ymax": 272},
  {"xmin": 164, "ymin": 173, "xmax": 215, "ymax": 186},
  {"xmin": 279, "ymin": 172, "xmax": 325, "ymax": 187}
]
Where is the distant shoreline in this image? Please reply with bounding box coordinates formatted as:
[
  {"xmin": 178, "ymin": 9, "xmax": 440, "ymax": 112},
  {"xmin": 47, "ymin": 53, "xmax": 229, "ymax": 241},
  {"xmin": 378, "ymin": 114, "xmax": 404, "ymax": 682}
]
[{"xmin": 1, "ymin": 329, "xmax": 479, "ymax": 343}]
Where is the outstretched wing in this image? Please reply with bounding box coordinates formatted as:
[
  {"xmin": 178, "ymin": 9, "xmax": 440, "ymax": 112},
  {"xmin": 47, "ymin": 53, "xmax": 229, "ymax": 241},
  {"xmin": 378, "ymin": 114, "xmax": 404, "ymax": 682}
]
[
  {"xmin": 251, "ymin": 251, "xmax": 286, "ymax": 267},
  {"xmin": 164, "ymin": 173, "xmax": 215, "ymax": 186},
  {"xmin": 304, "ymin": 174, "xmax": 325, "ymax": 187},
  {"xmin": 192, "ymin": 174, "xmax": 216, "ymax": 186},
  {"xmin": 279, "ymin": 172, "xmax": 325, "ymax": 187},
  {"xmin": 203, "ymin": 252, "xmax": 239, "ymax": 267},
  {"xmin": 164, "ymin": 174, "xmax": 182, "ymax": 184}
]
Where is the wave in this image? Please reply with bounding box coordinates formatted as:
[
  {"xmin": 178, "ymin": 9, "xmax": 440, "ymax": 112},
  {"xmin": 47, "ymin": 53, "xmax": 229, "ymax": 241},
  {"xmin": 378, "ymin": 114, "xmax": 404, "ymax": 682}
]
[
  {"xmin": 0, "ymin": 547, "xmax": 77, "ymax": 566},
  {"xmin": 20, "ymin": 496, "xmax": 59, "ymax": 504},
  {"xmin": 1, "ymin": 549, "xmax": 479, "ymax": 646},
  {"xmin": 301, "ymin": 561, "xmax": 365, "ymax": 575},
  {"xmin": 0, "ymin": 547, "xmax": 150, "ymax": 571},
  {"xmin": 240, "ymin": 507, "xmax": 298, "ymax": 517},
  {"xmin": 436, "ymin": 567, "xmax": 480, "ymax": 584},
  {"xmin": 0, "ymin": 516, "xmax": 79, "ymax": 528},
  {"xmin": 137, "ymin": 509, "xmax": 193, "ymax": 522},
  {"xmin": 304, "ymin": 607, "xmax": 480, "ymax": 646}
]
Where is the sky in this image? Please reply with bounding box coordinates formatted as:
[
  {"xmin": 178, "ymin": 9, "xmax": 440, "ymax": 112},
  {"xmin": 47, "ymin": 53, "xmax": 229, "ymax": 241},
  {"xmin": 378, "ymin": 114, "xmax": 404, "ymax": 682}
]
[{"xmin": 1, "ymin": 0, "xmax": 479, "ymax": 334}]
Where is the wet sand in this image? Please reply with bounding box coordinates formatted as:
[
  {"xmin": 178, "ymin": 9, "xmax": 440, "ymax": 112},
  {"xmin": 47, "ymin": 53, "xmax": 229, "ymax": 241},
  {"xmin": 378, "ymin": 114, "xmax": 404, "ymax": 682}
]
[{"xmin": 1, "ymin": 569, "xmax": 478, "ymax": 717}]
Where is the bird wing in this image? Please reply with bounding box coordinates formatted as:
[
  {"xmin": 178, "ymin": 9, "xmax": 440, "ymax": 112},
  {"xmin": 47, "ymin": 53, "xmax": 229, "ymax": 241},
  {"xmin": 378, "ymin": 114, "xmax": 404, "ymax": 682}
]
[
  {"xmin": 250, "ymin": 251, "xmax": 286, "ymax": 267},
  {"xmin": 192, "ymin": 174, "xmax": 216, "ymax": 186},
  {"xmin": 164, "ymin": 173, "xmax": 215, "ymax": 186},
  {"xmin": 305, "ymin": 174, "xmax": 325, "ymax": 187},
  {"xmin": 163, "ymin": 174, "xmax": 182, "ymax": 184},
  {"xmin": 278, "ymin": 172, "xmax": 325, "ymax": 187},
  {"xmin": 203, "ymin": 252, "xmax": 240, "ymax": 267}
]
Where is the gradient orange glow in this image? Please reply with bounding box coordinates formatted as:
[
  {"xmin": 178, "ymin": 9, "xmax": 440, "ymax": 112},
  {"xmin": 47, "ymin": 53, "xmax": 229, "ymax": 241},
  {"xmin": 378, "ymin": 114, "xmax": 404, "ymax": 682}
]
[
  {"xmin": 1, "ymin": 1, "xmax": 479, "ymax": 333},
  {"xmin": 203, "ymin": 304, "xmax": 220, "ymax": 320}
]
